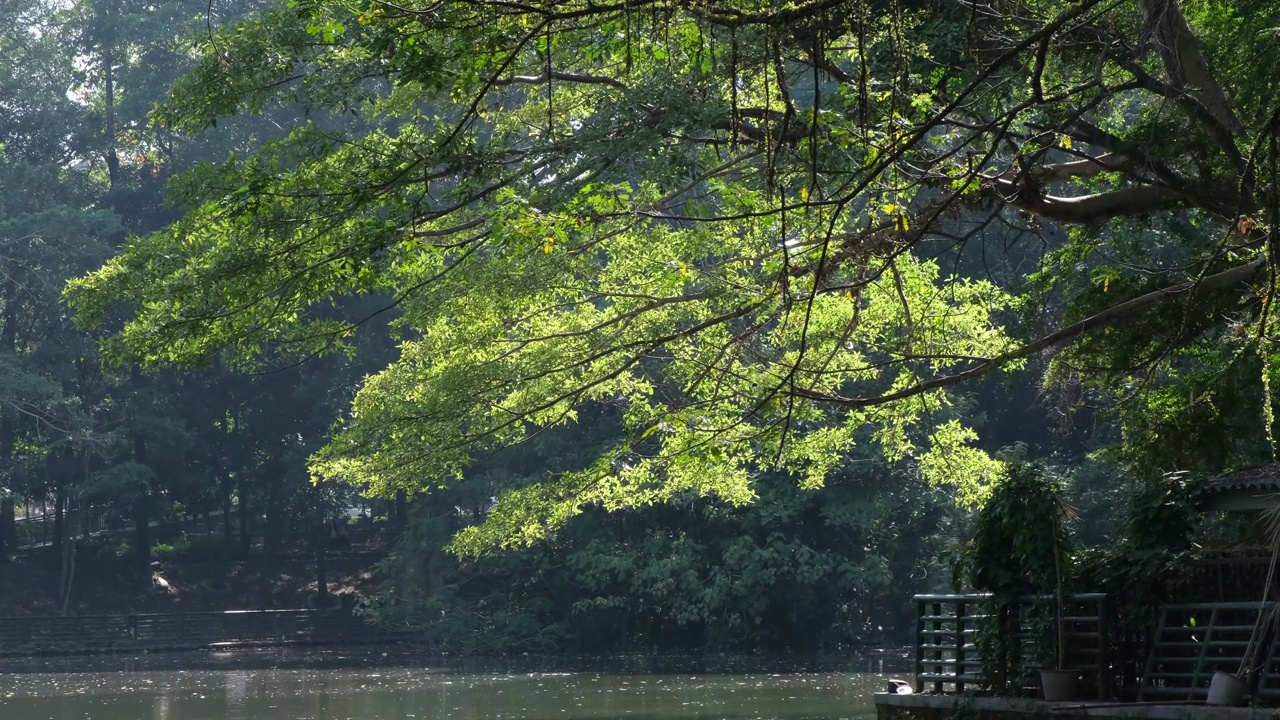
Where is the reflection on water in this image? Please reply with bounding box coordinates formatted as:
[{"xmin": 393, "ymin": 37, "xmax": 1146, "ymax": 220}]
[
  {"xmin": 223, "ymin": 670, "xmax": 248, "ymax": 716},
  {"xmin": 0, "ymin": 652, "xmax": 896, "ymax": 720}
]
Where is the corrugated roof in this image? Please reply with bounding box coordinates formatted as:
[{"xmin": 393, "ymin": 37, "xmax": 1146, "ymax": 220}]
[{"xmin": 1203, "ymin": 463, "xmax": 1280, "ymax": 494}]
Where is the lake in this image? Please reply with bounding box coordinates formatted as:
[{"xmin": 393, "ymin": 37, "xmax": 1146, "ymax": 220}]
[{"xmin": 0, "ymin": 649, "xmax": 897, "ymax": 720}]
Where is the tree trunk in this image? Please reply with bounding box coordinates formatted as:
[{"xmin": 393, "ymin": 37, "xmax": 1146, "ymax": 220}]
[
  {"xmin": 0, "ymin": 277, "xmax": 14, "ymax": 352},
  {"xmin": 238, "ymin": 479, "xmax": 251, "ymax": 555},
  {"xmin": 315, "ymin": 544, "xmax": 330, "ymax": 607},
  {"xmin": 265, "ymin": 475, "xmax": 280, "ymax": 557},
  {"xmin": 0, "ymin": 498, "xmax": 13, "ymax": 557},
  {"xmin": 58, "ymin": 522, "xmax": 75, "ymax": 613},
  {"xmin": 394, "ymin": 489, "xmax": 408, "ymax": 532},
  {"xmin": 134, "ymin": 508, "xmax": 149, "ymax": 574},
  {"xmin": 421, "ymin": 493, "xmax": 446, "ymax": 595},
  {"xmin": 101, "ymin": 11, "xmax": 119, "ymax": 190},
  {"xmin": 0, "ymin": 276, "xmax": 17, "ymax": 558},
  {"xmin": 0, "ymin": 410, "xmax": 14, "ymax": 556},
  {"xmin": 132, "ymin": 367, "xmax": 150, "ymax": 576},
  {"xmin": 222, "ymin": 485, "xmax": 233, "ymax": 551},
  {"xmin": 58, "ymin": 458, "xmax": 86, "ymax": 613},
  {"xmin": 52, "ymin": 483, "xmax": 64, "ymax": 557}
]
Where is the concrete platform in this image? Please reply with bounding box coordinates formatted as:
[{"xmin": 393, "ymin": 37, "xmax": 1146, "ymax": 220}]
[{"xmin": 874, "ymin": 693, "xmax": 1275, "ymax": 720}]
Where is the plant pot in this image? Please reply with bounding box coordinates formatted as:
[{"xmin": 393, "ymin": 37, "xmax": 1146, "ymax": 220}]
[
  {"xmin": 1040, "ymin": 669, "xmax": 1077, "ymax": 702},
  {"xmin": 1207, "ymin": 671, "xmax": 1249, "ymax": 707}
]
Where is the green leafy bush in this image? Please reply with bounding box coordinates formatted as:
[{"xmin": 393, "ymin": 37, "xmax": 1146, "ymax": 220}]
[
  {"xmin": 152, "ymin": 537, "xmax": 192, "ymax": 560},
  {"xmin": 955, "ymin": 461, "xmax": 1075, "ymax": 690},
  {"xmin": 1075, "ymin": 472, "xmax": 1202, "ymax": 651}
]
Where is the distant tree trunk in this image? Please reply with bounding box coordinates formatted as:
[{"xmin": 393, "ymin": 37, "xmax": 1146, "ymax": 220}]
[
  {"xmin": 394, "ymin": 489, "xmax": 408, "ymax": 532},
  {"xmin": 0, "ymin": 276, "xmax": 13, "ymax": 349},
  {"xmin": 100, "ymin": 4, "xmax": 119, "ymax": 190},
  {"xmin": 222, "ymin": 485, "xmax": 233, "ymax": 551},
  {"xmin": 238, "ymin": 478, "xmax": 251, "ymax": 555},
  {"xmin": 420, "ymin": 493, "xmax": 446, "ymax": 596},
  {"xmin": 315, "ymin": 541, "xmax": 331, "ymax": 607},
  {"xmin": 265, "ymin": 474, "xmax": 281, "ymax": 558},
  {"xmin": 41, "ymin": 456, "xmax": 53, "ymax": 547},
  {"xmin": 58, "ymin": 521, "xmax": 76, "ymax": 613},
  {"xmin": 0, "ymin": 275, "xmax": 17, "ymax": 558},
  {"xmin": 52, "ymin": 483, "xmax": 64, "ymax": 556},
  {"xmin": 58, "ymin": 454, "xmax": 87, "ymax": 613},
  {"xmin": 132, "ymin": 368, "xmax": 150, "ymax": 576},
  {"xmin": 0, "ymin": 498, "xmax": 13, "ymax": 557},
  {"xmin": 0, "ymin": 411, "xmax": 14, "ymax": 556},
  {"xmin": 134, "ymin": 509, "xmax": 149, "ymax": 573},
  {"xmin": 259, "ymin": 470, "xmax": 284, "ymax": 611}
]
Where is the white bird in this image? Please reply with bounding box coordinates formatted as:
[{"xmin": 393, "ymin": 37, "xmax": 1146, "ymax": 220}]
[
  {"xmin": 887, "ymin": 679, "xmax": 914, "ymax": 695},
  {"xmin": 153, "ymin": 573, "xmax": 175, "ymax": 594}
]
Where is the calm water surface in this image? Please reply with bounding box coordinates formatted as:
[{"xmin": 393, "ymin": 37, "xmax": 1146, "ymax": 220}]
[{"xmin": 0, "ymin": 650, "xmax": 895, "ymax": 720}]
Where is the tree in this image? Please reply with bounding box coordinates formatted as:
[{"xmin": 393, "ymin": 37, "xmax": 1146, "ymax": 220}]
[
  {"xmin": 67, "ymin": 0, "xmax": 1280, "ymax": 554},
  {"xmin": 0, "ymin": 0, "xmax": 123, "ymax": 558},
  {"xmin": 365, "ymin": 406, "xmax": 953, "ymax": 653},
  {"xmin": 0, "ymin": 0, "xmax": 354, "ymax": 594}
]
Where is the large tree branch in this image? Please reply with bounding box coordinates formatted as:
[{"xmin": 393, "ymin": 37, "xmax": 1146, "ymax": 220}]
[
  {"xmin": 794, "ymin": 256, "xmax": 1267, "ymax": 409},
  {"xmin": 1140, "ymin": 0, "xmax": 1244, "ymax": 136},
  {"xmin": 1115, "ymin": 52, "xmax": 1246, "ymax": 172},
  {"xmin": 996, "ymin": 152, "xmax": 1127, "ymax": 184},
  {"xmin": 492, "ymin": 69, "xmax": 628, "ymax": 91},
  {"xmin": 994, "ymin": 182, "xmax": 1183, "ymax": 224},
  {"xmin": 791, "ymin": 180, "xmax": 1182, "ymax": 291},
  {"xmin": 1065, "ymin": 119, "xmax": 1193, "ymax": 193}
]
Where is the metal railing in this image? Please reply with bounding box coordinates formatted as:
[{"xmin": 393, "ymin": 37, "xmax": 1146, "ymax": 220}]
[
  {"xmin": 913, "ymin": 593, "xmax": 1112, "ymax": 697},
  {"xmin": 1141, "ymin": 601, "xmax": 1280, "ymax": 701}
]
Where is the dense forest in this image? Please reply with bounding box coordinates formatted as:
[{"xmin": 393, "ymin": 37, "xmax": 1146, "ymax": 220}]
[{"xmin": 1, "ymin": 0, "xmax": 1278, "ymax": 653}]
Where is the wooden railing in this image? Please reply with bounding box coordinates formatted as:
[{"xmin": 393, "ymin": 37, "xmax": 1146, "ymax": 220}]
[
  {"xmin": 0, "ymin": 609, "xmax": 388, "ymax": 655},
  {"xmin": 913, "ymin": 593, "xmax": 1113, "ymax": 697}
]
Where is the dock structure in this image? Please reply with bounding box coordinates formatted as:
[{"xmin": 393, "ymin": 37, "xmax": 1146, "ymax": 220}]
[
  {"xmin": 892, "ymin": 593, "xmax": 1280, "ymax": 718},
  {"xmin": 887, "ymin": 464, "xmax": 1280, "ymax": 717},
  {"xmin": 875, "ymin": 693, "xmax": 1272, "ymax": 720},
  {"xmin": 912, "ymin": 593, "xmax": 1116, "ymax": 698}
]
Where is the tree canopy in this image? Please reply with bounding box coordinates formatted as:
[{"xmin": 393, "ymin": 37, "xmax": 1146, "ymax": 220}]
[
  {"xmin": 0, "ymin": 0, "xmax": 385, "ymax": 589},
  {"xmin": 66, "ymin": 0, "xmax": 1280, "ymax": 554}
]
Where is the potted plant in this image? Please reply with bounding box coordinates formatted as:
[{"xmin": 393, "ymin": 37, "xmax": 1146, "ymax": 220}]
[
  {"xmin": 956, "ymin": 458, "xmax": 1078, "ymax": 699},
  {"xmin": 1039, "ymin": 494, "xmax": 1077, "ymax": 702}
]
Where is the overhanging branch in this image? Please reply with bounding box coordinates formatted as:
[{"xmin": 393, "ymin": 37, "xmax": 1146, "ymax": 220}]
[
  {"xmin": 493, "ymin": 70, "xmax": 628, "ymax": 91},
  {"xmin": 996, "ymin": 152, "xmax": 1127, "ymax": 184},
  {"xmin": 995, "ymin": 182, "xmax": 1183, "ymax": 224},
  {"xmin": 795, "ymin": 256, "xmax": 1266, "ymax": 409}
]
